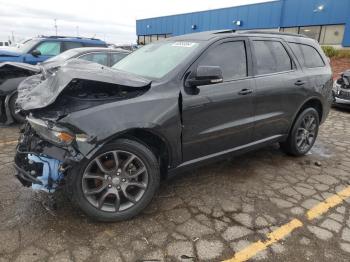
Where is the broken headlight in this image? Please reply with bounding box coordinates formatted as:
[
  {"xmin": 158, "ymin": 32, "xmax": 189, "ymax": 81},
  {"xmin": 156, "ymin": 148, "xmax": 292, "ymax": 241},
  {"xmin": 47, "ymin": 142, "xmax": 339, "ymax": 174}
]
[
  {"xmin": 333, "ymin": 80, "xmax": 341, "ymax": 94},
  {"xmin": 28, "ymin": 117, "xmax": 75, "ymax": 146}
]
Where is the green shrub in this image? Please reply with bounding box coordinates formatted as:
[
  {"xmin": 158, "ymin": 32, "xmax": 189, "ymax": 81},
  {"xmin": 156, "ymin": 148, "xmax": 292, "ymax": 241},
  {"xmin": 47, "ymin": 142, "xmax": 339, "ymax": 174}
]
[
  {"xmin": 322, "ymin": 46, "xmax": 338, "ymax": 57},
  {"xmin": 335, "ymin": 49, "xmax": 350, "ymax": 59}
]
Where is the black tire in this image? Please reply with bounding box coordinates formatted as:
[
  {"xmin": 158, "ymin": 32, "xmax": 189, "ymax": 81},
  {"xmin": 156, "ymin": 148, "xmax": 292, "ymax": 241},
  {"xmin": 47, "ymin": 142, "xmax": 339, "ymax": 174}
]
[
  {"xmin": 68, "ymin": 139, "xmax": 160, "ymax": 222},
  {"xmin": 9, "ymin": 93, "xmax": 26, "ymax": 123},
  {"xmin": 280, "ymin": 108, "xmax": 319, "ymax": 156}
]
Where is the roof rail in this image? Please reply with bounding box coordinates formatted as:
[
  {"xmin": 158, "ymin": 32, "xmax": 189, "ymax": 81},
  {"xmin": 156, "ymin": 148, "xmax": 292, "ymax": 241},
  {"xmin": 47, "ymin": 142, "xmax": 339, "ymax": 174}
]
[
  {"xmin": 37, "ymin": 35, "xmax": 101, "ymax": 40},
  {"xmin": 237, "ymin": 30, "xmax": 308, "ymax": 38},
  {"xmin": 213, "ymin": 29, "xmax": 236, "ymax": 34}
]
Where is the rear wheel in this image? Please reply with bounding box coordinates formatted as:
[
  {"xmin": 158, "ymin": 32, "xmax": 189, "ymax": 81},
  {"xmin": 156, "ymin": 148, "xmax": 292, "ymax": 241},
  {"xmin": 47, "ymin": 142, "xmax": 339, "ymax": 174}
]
[
  {"xmin": 9, "ymin": 93, "xmax": 26, "ymax": 123},
  {"xmin": 69, "ymin": 139, "xmax": 160, "ymax": 221},
  {"xmin": 280, "ymin": 108, "xmax": 319, "ymax": 156}
]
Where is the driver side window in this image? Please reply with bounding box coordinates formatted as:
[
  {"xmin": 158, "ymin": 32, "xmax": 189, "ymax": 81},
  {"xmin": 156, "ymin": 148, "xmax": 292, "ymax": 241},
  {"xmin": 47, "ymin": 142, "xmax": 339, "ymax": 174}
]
[
  {"xmin": 198, "ymin": 41, "xmax": 247, "ymax": 81},
  {"xmin": 35, "ymin": 41, "xmax": 61, "ymax": 56}
]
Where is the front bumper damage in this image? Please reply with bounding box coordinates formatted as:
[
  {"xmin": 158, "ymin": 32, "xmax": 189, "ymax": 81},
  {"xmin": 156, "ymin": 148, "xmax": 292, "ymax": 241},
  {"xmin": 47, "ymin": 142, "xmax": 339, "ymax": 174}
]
[{"xmin": 14, "ymin": 124, "xmax": 78, "ymax": 192}]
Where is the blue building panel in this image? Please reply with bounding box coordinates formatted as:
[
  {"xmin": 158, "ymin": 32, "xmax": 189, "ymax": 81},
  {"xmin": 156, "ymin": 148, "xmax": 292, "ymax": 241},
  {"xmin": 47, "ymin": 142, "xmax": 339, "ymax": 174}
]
[{"xmin": 136, "ymin": 0, "xmax": 350, "ymax": 47}]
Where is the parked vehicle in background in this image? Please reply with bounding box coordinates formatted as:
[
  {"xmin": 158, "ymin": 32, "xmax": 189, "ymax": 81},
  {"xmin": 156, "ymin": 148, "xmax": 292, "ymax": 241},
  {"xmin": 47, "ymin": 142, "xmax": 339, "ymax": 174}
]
[
  {"xmin": 0, "ymin": 47, "xmax": 130, "ymax": 124},
  {"xmin": 0, "ymin": 36, "xmax": 107, "ymax": 65},
  {"xmin": 0, "ymin": 40, "xmax": 11, "ymax": 47},
  {"xmin": 14, "ymin": 30, "xmax": 333, "ymax": 221},
  {"xmin": 333, "ymin": 70, "xmax": 350, "ymax": 108}
]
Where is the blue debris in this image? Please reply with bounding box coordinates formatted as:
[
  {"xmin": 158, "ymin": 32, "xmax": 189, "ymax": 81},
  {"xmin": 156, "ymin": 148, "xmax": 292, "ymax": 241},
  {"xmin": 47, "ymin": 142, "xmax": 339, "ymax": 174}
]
[{"xmin": 28, "ymin": 154, "xmax": 63, "ymax": 192}]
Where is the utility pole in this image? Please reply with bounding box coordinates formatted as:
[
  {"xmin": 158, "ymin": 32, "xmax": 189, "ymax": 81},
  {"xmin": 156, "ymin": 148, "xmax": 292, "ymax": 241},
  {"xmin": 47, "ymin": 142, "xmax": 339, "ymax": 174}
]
[{"xmin": 54, "ymin": 19, "xmax": 58, "ymax": 36}]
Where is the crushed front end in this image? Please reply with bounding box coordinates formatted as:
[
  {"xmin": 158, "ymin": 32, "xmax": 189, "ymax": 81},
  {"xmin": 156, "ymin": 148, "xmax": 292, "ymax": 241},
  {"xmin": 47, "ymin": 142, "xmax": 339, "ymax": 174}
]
[
  {"xmin": 14, "ymin": 117, "xmax": 83, "ymax": 192},
  {"xmin": 333, "ymin": 70, "xmax": 350, "ymax": 107}
]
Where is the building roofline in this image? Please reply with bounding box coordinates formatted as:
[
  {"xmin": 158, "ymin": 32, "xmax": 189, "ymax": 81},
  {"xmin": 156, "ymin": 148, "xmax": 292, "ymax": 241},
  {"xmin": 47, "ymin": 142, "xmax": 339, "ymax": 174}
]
[{"xmin": 136, "ymin": 0, "xmax": 279, "ymax": 22}]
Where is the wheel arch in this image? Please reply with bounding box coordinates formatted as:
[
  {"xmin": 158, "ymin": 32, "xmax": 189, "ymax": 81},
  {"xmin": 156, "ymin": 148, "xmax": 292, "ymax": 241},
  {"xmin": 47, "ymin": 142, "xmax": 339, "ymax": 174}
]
[
  {"xmin": 288, "ymin": 97, "xmax": 323, "ymax": 135},
  {"xmin": 106, "ymin": 128, "xmax": 171, "ymax": 179}
]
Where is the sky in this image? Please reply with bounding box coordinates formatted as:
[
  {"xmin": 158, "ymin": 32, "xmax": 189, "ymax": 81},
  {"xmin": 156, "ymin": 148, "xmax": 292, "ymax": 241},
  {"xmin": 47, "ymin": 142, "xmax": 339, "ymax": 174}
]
[{"xmin": 0, "ymin": 0, "xmax": 273, "ymax": 44}]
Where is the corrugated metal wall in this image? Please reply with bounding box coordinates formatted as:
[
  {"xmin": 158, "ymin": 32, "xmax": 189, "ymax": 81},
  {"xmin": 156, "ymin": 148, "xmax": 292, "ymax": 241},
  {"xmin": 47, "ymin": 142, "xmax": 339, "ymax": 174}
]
[{"xmin": 136, "ymin": 0, "xmax": 350, "ymax": 46}]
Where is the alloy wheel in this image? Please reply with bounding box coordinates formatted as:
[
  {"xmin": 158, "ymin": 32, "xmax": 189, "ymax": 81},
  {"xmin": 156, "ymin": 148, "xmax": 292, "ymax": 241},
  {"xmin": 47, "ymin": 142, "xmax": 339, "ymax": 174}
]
[
  {"xmin": 295, "ymin": 114, "xmax": 317, "ymax": 153},
  {"xmin": 82, "ymin": 150, "xmax": 148, "ymax": 212}
]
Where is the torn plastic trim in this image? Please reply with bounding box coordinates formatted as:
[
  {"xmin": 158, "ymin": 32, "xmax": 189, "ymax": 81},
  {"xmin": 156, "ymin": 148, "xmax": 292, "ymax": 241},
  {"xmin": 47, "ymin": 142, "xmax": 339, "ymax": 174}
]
[
  {"xmin": 28, "ymin": 154, "xmax": 63, "ymax": 192},
  {"xmin": 17, "ymin": 59, "xmax": 151, "ymax": 111}
]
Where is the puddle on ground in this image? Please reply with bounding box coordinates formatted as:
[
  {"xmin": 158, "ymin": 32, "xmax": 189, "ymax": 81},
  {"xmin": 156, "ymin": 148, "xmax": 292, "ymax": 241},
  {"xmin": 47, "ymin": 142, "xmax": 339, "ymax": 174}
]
[{"xmin": 310, "ymin": 141, "xmax": 334, "ymax": 158}]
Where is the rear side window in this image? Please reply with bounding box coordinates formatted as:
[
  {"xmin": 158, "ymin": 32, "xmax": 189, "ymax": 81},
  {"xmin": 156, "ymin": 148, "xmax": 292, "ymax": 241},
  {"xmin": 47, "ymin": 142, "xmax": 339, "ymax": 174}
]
[
  {"xmin": 252, "ymin": 40, "xmax": 293, "ymax": 75},
  {"xmin": 63, "ymin": 41, "xmax": 83, "ymax": 51},
  {"xmin": 198, "ymin": 41, "xmax": 247, "ymax": 81},
  {"xmin": 79, "ymin": 53, "xmax": 109, "ymax": 66},
  {"xmin": 111, "ymin": 52, "xmax": 128, "ymax": 65},
  {"xmin": 289, "ymin": 43, "xmax": 325, "ymax": 68}
]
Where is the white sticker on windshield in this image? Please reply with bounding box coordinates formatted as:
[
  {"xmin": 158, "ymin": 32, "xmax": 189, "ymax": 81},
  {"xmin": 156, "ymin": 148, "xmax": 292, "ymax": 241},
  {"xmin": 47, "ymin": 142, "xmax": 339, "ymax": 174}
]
[{"xmin": 172, "ymin": 42, "xmax": 196, "ymax": 48}]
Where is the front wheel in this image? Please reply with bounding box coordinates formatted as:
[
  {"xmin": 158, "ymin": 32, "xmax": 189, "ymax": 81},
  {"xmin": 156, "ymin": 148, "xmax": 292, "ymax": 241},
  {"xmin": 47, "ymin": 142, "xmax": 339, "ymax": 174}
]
[
  {"xmin": 69, "ymin": 139, "xmax": 160, "ymax": 221},
  {"xmin": 9, "ymin": 93, "xmax": 26, "ymax": 123},
  {"xmin": 280, "ymin": 108, "xmax": 319, "ymax": 156}
]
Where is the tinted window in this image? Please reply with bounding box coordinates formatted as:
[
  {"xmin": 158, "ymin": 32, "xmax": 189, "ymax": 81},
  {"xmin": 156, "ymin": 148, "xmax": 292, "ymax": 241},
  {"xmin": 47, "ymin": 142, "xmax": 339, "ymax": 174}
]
[
  {"xmin": 0, "ymin": 43, "xmax": 3, "ymax": 46},
  {"xmin": 253, "ymin": 40, "xmax": 293, "ymax": 75},
  {"xmin": 111, "ymin": 52, "xmax": 128, "ymax": 65},
  {"xmin": 289, "ymin": 43, "xmax": 325, "ymax": 68},
  {"xmin": 79, "ymin": 53, "xmax": 108, "ymax": 66},
  {"xmin": 63, "ymin": 41, "xmax": 83, "ymax": 51},
  {"xmin": 198, "ymin": 41, "xmax": 247, "ymax": 81},
  {"xmin": 35, "ymin": 41, "xmax": 61, "ymax": 56}
]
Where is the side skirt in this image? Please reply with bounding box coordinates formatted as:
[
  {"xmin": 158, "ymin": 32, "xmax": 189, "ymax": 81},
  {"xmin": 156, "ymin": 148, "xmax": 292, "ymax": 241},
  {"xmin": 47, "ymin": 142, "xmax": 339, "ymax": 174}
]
[{"xmin": 167, "ymin": 134, "xmax": 287, "ymax": 178}]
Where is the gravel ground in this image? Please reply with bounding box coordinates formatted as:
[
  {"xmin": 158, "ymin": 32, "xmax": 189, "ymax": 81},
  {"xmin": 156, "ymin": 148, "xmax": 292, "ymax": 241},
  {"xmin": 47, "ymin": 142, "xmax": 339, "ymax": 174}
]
[{"xmin": 0, "ymin": 107, "xmax": 350, "ymax": 262}]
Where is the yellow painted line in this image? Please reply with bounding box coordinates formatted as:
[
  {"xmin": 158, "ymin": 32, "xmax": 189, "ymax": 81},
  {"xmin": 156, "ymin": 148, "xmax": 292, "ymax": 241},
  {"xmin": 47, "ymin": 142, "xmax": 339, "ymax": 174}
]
[
  {"xmin": 0, "ymin": 140, "xmax": 17, "ymax": 146},
  {"xmin": 224, "ymin": 185, "xmax": 350, "ymax": 262},
  {"xmin": 224, "ymin": 219, "xmax": 303, "ymax": 262},
  {"xmin": 306, "ymin": 186, "xmax": 350, "ymax": 220}
]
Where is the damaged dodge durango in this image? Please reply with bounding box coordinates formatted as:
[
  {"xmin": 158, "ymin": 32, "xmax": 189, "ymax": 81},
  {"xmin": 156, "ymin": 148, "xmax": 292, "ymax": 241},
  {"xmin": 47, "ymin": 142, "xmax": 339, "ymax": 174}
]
[{"xmin": 15, "ymin": 30, "xmax": 333, "ymax": 221}]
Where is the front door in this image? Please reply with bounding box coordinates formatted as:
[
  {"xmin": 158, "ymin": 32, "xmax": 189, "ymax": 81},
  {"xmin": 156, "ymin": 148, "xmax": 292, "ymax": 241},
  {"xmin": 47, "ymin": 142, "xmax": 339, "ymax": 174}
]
[
  {"xmin": 24, "ymin": 41, "xmax": 61, "ymax": 64},
  {"xmin": 181, "ymin": 38, "xmax": 255, "ymax": 162}
]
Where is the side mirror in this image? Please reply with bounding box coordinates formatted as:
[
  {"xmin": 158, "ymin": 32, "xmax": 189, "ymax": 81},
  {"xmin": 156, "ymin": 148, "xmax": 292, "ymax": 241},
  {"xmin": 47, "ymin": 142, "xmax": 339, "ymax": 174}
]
[
  {"xmin": 186, "ymin": 66, "xmax": 223, "ymax": 87},
  {"xmin": 31, "ymin": 50, "xmax": 41, "ymax": 57}
]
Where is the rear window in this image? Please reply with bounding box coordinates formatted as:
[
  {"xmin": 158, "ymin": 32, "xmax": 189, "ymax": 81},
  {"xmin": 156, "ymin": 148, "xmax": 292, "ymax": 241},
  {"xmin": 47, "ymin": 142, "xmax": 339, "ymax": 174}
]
[
  {"xmin": 252, "ymin": 40, "xmax": 293, "ymax": 75},
  {"xmin": 289, "ymin": 43, "xmax": 325, "ymax": 68}
]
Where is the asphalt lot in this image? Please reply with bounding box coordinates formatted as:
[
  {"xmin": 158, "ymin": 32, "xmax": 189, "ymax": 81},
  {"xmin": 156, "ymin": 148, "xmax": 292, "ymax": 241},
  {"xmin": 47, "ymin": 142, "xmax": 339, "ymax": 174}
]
[{"xmin": 0, "ymin": 107, "xmax": 350, "ymax": 262}]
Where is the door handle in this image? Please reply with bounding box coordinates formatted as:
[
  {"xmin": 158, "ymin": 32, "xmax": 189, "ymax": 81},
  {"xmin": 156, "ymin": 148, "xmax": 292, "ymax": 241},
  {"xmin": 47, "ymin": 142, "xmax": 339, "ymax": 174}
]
[
  {"xmin": 238, "ymin": 88, "xmax": 253, "ymax": 95},
  {"xmin": 295, "ymin": 80, "xmax": 306, "ymax": 86}
]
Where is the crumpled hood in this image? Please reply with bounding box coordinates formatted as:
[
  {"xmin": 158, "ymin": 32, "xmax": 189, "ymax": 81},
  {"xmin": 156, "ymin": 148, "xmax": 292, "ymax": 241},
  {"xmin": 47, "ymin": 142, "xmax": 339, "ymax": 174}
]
[
  {"xmin": 0, "ymin": 62, "xmax": 41, "ymax": 74},
  {"xmin": 17, "ymin": 59, "xmax": 151, "ymax": 111},
  {"xmin": 0, "ymin": 49, "xmax": 22, "ymax": 57}
]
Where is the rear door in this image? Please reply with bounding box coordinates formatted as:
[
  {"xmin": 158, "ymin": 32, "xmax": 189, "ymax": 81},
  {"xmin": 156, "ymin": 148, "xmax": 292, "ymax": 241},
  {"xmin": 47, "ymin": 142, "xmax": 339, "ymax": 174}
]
[
  {"xmin": 181, "ymin": 38, "xmax": 255, "ymax": 161},
  {"xmin": 250, "ymin": 37, "xmax": 307, "ymax": 141}
]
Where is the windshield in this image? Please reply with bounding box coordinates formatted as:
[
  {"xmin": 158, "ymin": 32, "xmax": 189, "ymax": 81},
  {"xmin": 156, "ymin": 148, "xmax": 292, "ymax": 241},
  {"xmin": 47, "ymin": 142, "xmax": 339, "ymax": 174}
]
[
  {"xmin": 113, "ymin": 41, "xmax": 200, "ymax": 79},
  {"xmin": 17, "ymin": 39, "xmax": 40, "ymax": 53},
  {"xmin": 44, "ymin": 49, "xmax": 79, "ymax": 63}
]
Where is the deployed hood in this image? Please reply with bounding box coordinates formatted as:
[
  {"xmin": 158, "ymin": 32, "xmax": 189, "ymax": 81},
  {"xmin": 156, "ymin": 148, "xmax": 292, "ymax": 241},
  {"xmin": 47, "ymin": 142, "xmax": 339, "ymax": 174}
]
[
  {"xmin": 0, "ymin": 62, "xmax": 41, "ymax": 93},
  {"xmin": 17, "ymin": 59, "xmax": 151, "ymax": 111},
  {"xmin": 0, "ymin": 62, "xmax": 41, "ymax": 75}
]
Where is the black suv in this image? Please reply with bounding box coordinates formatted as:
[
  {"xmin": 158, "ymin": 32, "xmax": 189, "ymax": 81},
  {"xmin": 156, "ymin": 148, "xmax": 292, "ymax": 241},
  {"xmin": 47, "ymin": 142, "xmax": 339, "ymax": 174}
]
[{"xmin": 14, "ymin": 30, "xmax": 333, "ymax": 221}]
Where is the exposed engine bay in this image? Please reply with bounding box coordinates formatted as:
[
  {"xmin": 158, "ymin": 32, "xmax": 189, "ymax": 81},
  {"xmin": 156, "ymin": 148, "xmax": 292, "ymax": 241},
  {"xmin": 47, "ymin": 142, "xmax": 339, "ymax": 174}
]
[{"xmin": 15, "ymin": 124, "xmax": 68, "ymax": 191}]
